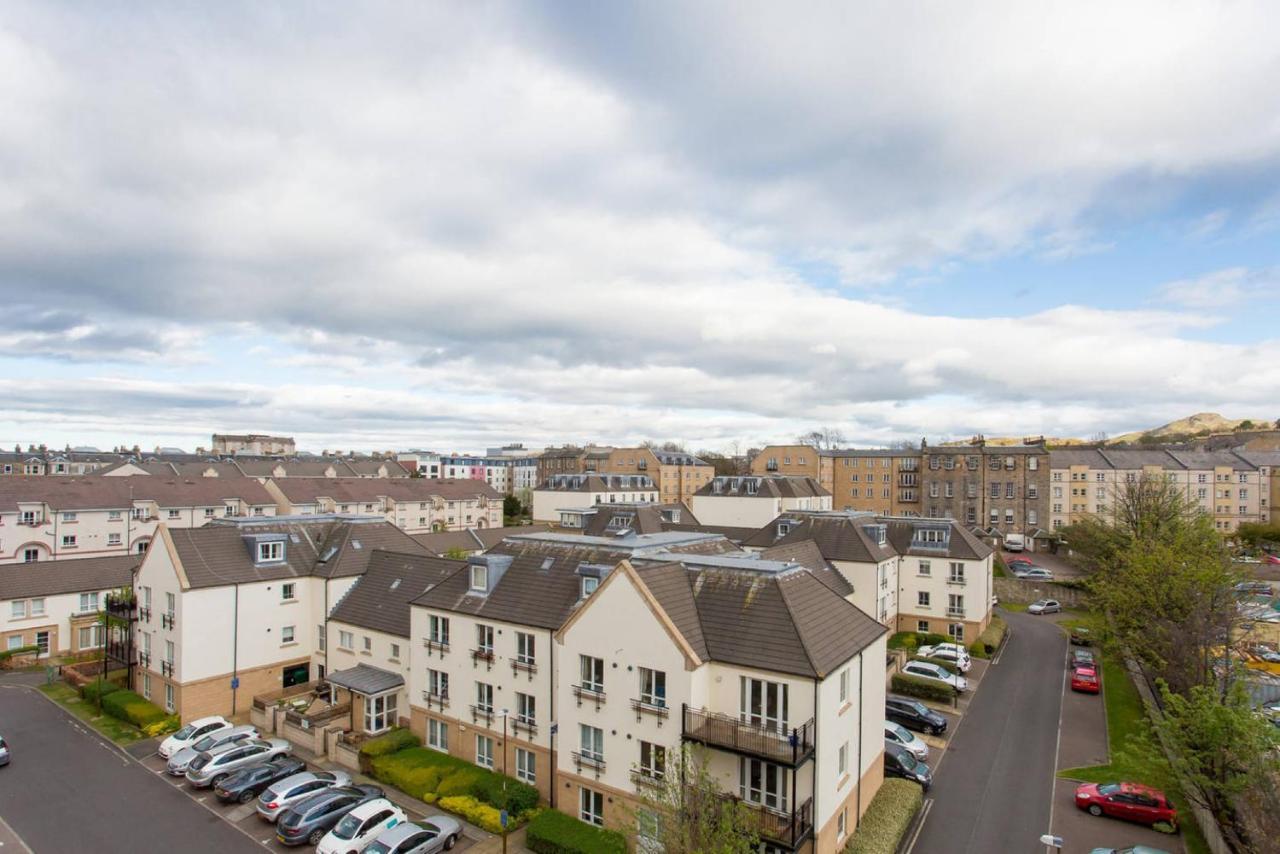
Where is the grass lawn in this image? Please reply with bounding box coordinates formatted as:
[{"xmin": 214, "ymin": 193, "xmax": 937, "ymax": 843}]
[
  {"xmin": 38, "ymin": 682, "xmax": 147, "ymax": 746},
  {"xmin": 999, "ymin": 602, "xmax": 1029, "ymax": 613},
  {"xmin": 1058, "ymin": 656, "xmax": 1210, "ymax": 854}
]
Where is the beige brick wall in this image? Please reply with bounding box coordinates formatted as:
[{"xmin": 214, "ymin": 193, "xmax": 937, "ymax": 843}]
[
  {"xmin": 140, "ymin": 656, "xmax": 313, "ymax": 722},
  {"xmin": 814, "ymin": 753, "xmax": 883, "ymax": 853},
  {"xmin": 409, "ymin": 705, "xmax": 554, "ymax": 804}
]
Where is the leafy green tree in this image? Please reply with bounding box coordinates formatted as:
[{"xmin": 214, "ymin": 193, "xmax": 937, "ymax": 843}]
[
  {"xmin": 626, "ymin": 745, "xmax": 761, "ymax": 854},
  {"xmin": 443, "ymin": 547, "xmax": 470, "ymax": 560},
  {"xmin": 502, "ymin": 494, "xmax": 522, "ymax": 521}
]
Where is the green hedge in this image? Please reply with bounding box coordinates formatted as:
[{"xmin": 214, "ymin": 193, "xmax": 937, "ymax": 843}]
[
  {"xmin": 843, "ymin": 779, "xmax": 923, "ymax": 854},
  {"xmin": 887, "ymin": 631, "xmax": 950, "ymax": 651},
  {"xmin": 526, "ymin": 809, "xmax": 626, "ymax": 854},
  {"xmin": 80, "ymin": 679, "xmax": 122, "ymax": 703},
  {"xmin": 891, "ymin": 673, "xmax": 956, "ymax": 703},
  {"xmin": 359, "ymin": 727, "xmax": 420, "ymax": 758},
  {"xmin": 368, "ymin": 746, "xmax": 538, "ymax": 814},
  {"xmin": 100, "ymin": 689, "xmax": 170, "ymax": 727},
  {"xmin": 0, "ymin": 644, "xmax": 39, "ymax": 662}
]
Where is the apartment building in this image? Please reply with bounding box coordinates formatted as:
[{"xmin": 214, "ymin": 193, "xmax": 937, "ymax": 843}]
[
  {"xmin": 1, "ymin": 452, "xmax": 49, "ymax": 476},
  {"xmin": 750, "ymin": 447, "xmax": 924, "ymax": 517},
  {"xmin": 1237, "ymin": 451, "xmax": 1280, "ymax": 524},
  {"xmin": 131, "ymin": 516, "xmax": 431, "ymax": 720},
  {"xmin": 750, "ymin": 445, "xmax": 823, "ymax": 480},
  {"xmin": 325, "ymin": 550, "xmax": 465, "ymax": 736},
  {"xmin": 918, "ymin": 439, "xmax": 1049, "ymax": 539},
  {"xmin": 0, "ymin": 477, "xmax": 278, "ymax": 564},
  {"xmin": 396, "ymin": 451, "xmax": 442, "ymax": 477},
  {"xmin": 530, "ymin": 474, "xmax": 661, "ymax": 525},
  {"xmin": 0, "ymin": 554, "xmax": 139, "ymax": 659},
  {"xmin": 211, "ymin": 433, "xmax": 296, "ymax": 455},
  {"xmin": 599, "ymin": 448, "xmax": 715, "ymax": 504},
  {"xmin": 265, "ymin": 478, "xmax": 502, "ymax": 533},
  {"xmin": 535, "ymin": 447, "xmax": 595, "ymax": 484},
  {"xmin": 744, "ymin": 512, "xmax": 995, "ymax": 643},
  {"xmin": 690, "ymin": 476, "xmax": 831, "ymax": 529},
  {"xmin": 1048, "ymin": 448, "xmax": 1269, "ymax": 532}
]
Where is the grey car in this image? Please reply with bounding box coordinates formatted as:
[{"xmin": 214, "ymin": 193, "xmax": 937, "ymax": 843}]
[
  {"xmin": 275, "ymin": 784, "xmax": 384, "ymax": 846},
  {"xmin": 166, "ymin": 724, "xmax": 258, "ymax": 775},
  {"xmin": 258, "ymin": 770, "xmax": 353, "ymax": 821},
  {"xmin": 186, "ymin": 738, "xmax": 292, "ymax": 788},
  {"xmin": 1028, "ymin": 598, "xmax": 1062, "ymax": 615},
  {"xmin": 366, "ymin": 817, "xmax": 464, "ymax": 854},
  {"xmin": 0, "ymin": 735, "xmax": 9, "ymax": 767}
]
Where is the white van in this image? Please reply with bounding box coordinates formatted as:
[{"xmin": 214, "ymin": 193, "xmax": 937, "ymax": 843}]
[{"xmin": 1004, "ymin": 533, "xmax": 1025, "ymax": 552}]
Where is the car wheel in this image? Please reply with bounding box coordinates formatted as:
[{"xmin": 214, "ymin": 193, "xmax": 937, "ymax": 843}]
[
  {"xmin": 211, "ymin": 774, "xmax": 227, "ymax": 788},
  {"xmin": 309, "ymin": 829, "xmax": 325, "ymax": 846},
  {"xmin": 238, "ymin": 789, "xmax": 254, "ymax": 804},
  {"xmin": 445, "ymin": 834, "xmax": 458, "ymax": 850},
  {"xmin": 1087, "ymin": 804, "xmax": 1102, "ymax": 816}
]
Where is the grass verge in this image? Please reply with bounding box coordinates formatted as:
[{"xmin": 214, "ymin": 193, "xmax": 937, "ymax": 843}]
[
  {"xmin": 999, "ymin": 602, "xmax": 1029, "ymax": 613},
  {"xmin": 1057, "ymin": 656, "xmax": 1210, "ymax": 854},
  {"xmin": 38, "ymin": 682, "xmax": 146, "ymax": 746}
]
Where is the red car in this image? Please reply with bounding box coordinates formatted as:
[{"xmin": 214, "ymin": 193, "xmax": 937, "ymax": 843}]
[
  {"xmin": 1075, "ymin": 782, "xmax": 1178, "ymax": 828},
  {"xmin": 1071, "ymin": 665, "xmax": 1100, "ymax": 693},
  {"xmin": 1007, "ymin": 557, "xmax": 1034, "ymax": 568}
]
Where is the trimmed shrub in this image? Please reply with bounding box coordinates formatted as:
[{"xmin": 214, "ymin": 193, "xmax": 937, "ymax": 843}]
[
  {"xmin": 100, "ymin": 689, "xmax": 169, "ymax": 727},
  {"xmin": 886, "ymin": 632, "xmax": 917, "ymax": 650},
  {"xmin": 143, "ymin": 715, "xmax": 182, "ymax": 738},
  {"xmin": 978, "ymin": 616, "xmax": 1007, "ymax": 655},
  {"xmin": 80, "ymin": 679, "xmax": 122, "ymax": 703},
  {"xmin": 0, "ymin": 644, "xmax": 39, "ymax": 663},
  {"xmin": 360, "ymin": 726, "xmax": 420, "ymax": 758},
  {"xmin": 436, "ymin": 767, "xmax": 484, "ymax": 799},
  {"xmin": 370, "ymin": 748, "xmax": 463, "ymax": 800},
  {"xmin": 891, "ymin": 673, "xmax": 955, "ymax": 703},
  {"xmin": 471, "ymin": 769, "xmax": 539, "ymax": 814},
  {"xmin": 968, "ymin": 639, "xmax": 988, "ymax": 659},
  {"xmin": 438, "ymin": 795, "xmax": 504, "ymax": 834},
  {"xmin": 843, "ymin": 778, "xmax": 923, "ymax": 854},
  {"xmin": 526, "ymin": 809, "xmax": 627, "ymax": 854},
  {"xmin": 366, "ymin": 746, "xmax": 536, "ymax": 813}
]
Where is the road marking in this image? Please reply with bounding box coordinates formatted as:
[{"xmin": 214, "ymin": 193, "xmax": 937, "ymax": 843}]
[
  {"xmin": 0, "ymin": 809, "xmax": 35, "ymax": 854},
  {"xmin": 992, "ymin": 625, "xmax": 1012, "ymax": 665},
  {"xmin": 903, "ymin": 797, "xmax": 933, "ymax": 854},
  {"xmin": 1047, "ymin": 642, "xmax": 1070, "ymax": 849}
]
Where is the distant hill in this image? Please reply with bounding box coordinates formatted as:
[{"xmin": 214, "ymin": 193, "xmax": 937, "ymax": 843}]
[{"xmin": 1106, "ymin": 412, "xmax": 1273, "ymax": 446}]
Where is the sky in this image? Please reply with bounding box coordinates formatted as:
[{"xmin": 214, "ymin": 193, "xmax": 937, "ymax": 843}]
[{"xmin": 1, "ymin": 1, "xmax": 1279, "ymax": 455}]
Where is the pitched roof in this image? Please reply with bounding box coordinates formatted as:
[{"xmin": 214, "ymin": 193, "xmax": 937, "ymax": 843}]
[
  {"xmin": 760, "ymin": 540, "xmax": 852, "ymax": 596},
  {"xmin": 580, "ymin": 504, "xmax": 697, "ymax": 537},
  {"xmin": 660, "ymin": 522, "xmax": 760, "ymax": 543},
  {"xmin": 271, "ymin": 477, "xmax": 500, "ymax": 504},
  {"xmin": 328, "ymin": 550, "xmax": 465, "ymax": 637},
  {"xmin": 0, "ymin": 554, "xmax": 139, "ymax": 600},
  {"xmin": 326, "ymin": 664, "xmax": 403, "ymax": 695},
  {"xmin": 410, "ymin": 524, "xmax": 553, "ymax": 555},
  {"xmin": 742, "ymin": 514, "xmax": 895, "ymax": 562},
  {"xmin": 0, "ymin": 477, "xmax": 274, "ymax": 513},
  {"xmin": 537, "ymin": 474, "xmax": 657, "ymax": 492},
  {"xmin": 694, "ymin": 476, "xmax": 829, "ymax": 499},
  {"xmin": 883, "ymin": 518, "xmax": 993, "ymax": 561}
]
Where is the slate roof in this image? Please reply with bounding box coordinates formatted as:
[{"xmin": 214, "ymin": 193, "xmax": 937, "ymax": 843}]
[
  {"xmin": 694, "ymin": 476, "xmax": 829, "ymax": 499},
  {"xmin": 660, "ymin": 522, "xmax": 760, "ymax": 544},
  {"xmin": 411, "ymin": 524, "xmax": 553, "ymax": 555},
  {"xmin": 328, "ymin": 551, "xmax": 465, "ymax": 637},
  {"xmin": 760, "ymin": 540, "xmax": 852, "ymax": 597},
  {"xmin": 326, "ymin": 664, "xmax": 403, "ymax": 695},
  {"xmin": 0, "ymin": 554, "xmax": 139, "ymax": 600},
  {"xmin": 272, "ymin": 477, "xmax": 500, "ymax": 504},
  {"xmin": 0, "ymin": 477, "xmax": 275, "ymax": 513},
  {"xmin": 742, "ymin": 514, "xmax": 895, "ymax": 563},
  {"xmin": 883, "ymin": 518, "xmax": 993, "ymax": 560},
  {"xmin": 537, "ymin": 474, "xmax": 657, "ymax": 492},
  {"xmin": 580, "ymin": 504, "xmax": 697, "ymax": 537}
]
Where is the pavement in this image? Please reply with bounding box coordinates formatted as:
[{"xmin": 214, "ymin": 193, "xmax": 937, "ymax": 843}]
[{"xmin": 906, "ymin": 607, "xmax": 1066, "ymax": 854}]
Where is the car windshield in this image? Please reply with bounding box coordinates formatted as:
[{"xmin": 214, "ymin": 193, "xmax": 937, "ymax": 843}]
[
  {"xmin": 332, "ymin": 813, "xmax": 362, "ymax": 840},
  {"xmin": 192, "ymin": 734, "xmax": 221, "ymax": 751},
  {"xmin": 887, "ymin": 722, "xmax": 910, "ymax": 741},
  {"xmin": 1097, "ymin": 783, "xmax": 1122, "ymax": 795},
  {"xmin": 365, "ymin": 842, "xmax": 392, "ymax": 854},
  {"xmin": 897, "ymin": 751, "xmax": 919, "ymax": 771},
  {"xmin": 189, "ymin": 754, "xmax": 211, "ymax": 771},
  {"xmin": 173, "ymin": 724, "xmax": 199, "ymax": 740}
]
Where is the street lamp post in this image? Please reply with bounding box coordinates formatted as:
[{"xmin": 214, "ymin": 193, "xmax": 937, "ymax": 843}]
[{"xmin": 499, "ymin": 708, "xmax": 510, "ymax": 854}]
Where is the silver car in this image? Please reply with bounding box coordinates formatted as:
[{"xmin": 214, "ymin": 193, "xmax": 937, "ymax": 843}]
[
  {"xmin": 366, "ymin": 817, "xmax": 463, "ymax": 854},
  {"xmin": 0, "ymin": 734, "xmax": 9, "ymax": 767},
  {"xmin": 257, "ymin": 770, "xmax": 352, "ymax": 822},
  {"xmin": 884, "ymin": 720, "xmax": 929, "ymax": 761},
  {"xmin": 167, "ymin": 724, "xmax": 258, "ymax": 775},
  {"xmin": 186, "ymin": 738, "xmax": 291, "ymax": 788},
  {"xmin": 1028, "ymin": 598, "xmax": 1062, "ymax": 615},
  {"xmin": 901, "ymin": 660, "xmax": 969, "ymax": 692}
]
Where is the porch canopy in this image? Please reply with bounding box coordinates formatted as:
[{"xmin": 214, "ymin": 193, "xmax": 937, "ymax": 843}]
[{"xmin": 325, "ymin": 663, "xmax": 403, "ymax": 696}]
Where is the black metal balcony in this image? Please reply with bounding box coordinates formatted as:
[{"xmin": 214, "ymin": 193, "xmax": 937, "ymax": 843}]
[
  {"xmin": 104, "ymin": 596, "xmax": 136, "ymax": 620},
  {"xmin": 681, "ymin": 705, "xmax": 815, "ymax": 767},
  {"xmin": 421, "ymin": 689, "xmax": 449, "ymax": 710},
  {"xmin": 630, "ymin": 768, "xmax": 665, "ymax": 789},
  {"xmin": 470, "ymin": 648, "xmax": 494, "ymax": 670},
  {"xmin": 631, "ymin": 697, "xmax": 670, "ymax": 725},
  {"xmin": 511, "ymin": 658, "xmax": 537, "ymax": 680},
  {"xmin": 572, "ymin": 684, "xmax": 606, "ymax": 709},
  {"xmin": 571, "ymin": 751, "xmax": 605, "ymax": 776},
  {"xmin": 470, "ymin": 704, "xmax": 494, "ymax": 726},
  {"xmin": 511, "ymin": 716, "xmax": 537, "ymax": 738},
  {"xmin": 713, "ymin": 793, "xmax": 814, "ymax": 850},
  {"xmin": 161, "ymin": 660, "xmax": 174, "ymax": 677},
  {"xmin": 161, "ymin": 613, "xmax": 175, "ymax": 630},
  {"xmin": 422, "ymin": 637, "xmax": 449, "ymax": 657}
]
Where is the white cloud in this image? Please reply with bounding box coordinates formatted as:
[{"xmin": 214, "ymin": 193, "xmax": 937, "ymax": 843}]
[{"xmin": 1157, "ymin": 267, "xmax": 1280, "ymax": 309}]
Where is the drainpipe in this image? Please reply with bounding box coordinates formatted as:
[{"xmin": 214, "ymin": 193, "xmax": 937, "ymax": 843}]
[
  {"xmin": 549, "ymin": 630, "xmax": 556, "ymax": 810},
  {"xmin": 810, "ymin": 678, "xmax": 818, "ymax": 846},
  {"xmin": 856, "ymin": 651, "xmax": 864, "ymax": 829},
  {"xmin": 231, "ymin": 584, "xmax": 240, "ymax": 715}
]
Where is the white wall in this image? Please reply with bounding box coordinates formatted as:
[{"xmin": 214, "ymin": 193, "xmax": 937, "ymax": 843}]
[{"xmin": 689, "ymin": 495, "xmax": 786, "ymax": 528}]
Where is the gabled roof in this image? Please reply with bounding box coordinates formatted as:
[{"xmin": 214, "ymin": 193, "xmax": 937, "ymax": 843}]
[
  {"xmin": 0, "ymin": 477, "xmax": 275, "ymax": 513},
  {"xmin": 410, "ymin": 524, "xmax": 553, "ymax": 555},
  {"xmin": 328, "ymin": 550, "xmax": 465, "ymax": 637},
  {"xmin": 0, "ymin": 554, "xmax": 139, "ymax": 600},
  {"xmin": 660, "ymin": 522, "xmax": 759, "ymax": 544},
  {"xmin": 326, "ymin": 664, "xmax": 403, "ymax": 695},
  {"xmin": 882, "ymin": 518, "xmax": 993, "ymax": 560},
  {"xmin": 695, "ymin": 476, "xmax": 829, "ymax": 499},
  {"xmin": 271, "ymin": 477, "xmax": 500, "ymax": 504},
  {"xmin": 742, "ymin": 514, "xmax": 895, "ymax": 563},
  {"xmin": 760, "ymin": 540, "xmax": 852, "ymax": 597},
  {"xmin": 580, "ymin": 504, "xmax": 697, "ymax": 537}
]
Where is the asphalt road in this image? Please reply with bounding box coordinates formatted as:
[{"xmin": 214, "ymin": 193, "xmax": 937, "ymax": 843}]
[
  {"xmin": 0, "ymin": 684, "xmax": 261, "ymax": 853},
  {"xmin": 909, "ymin": 609, "xmax": 1067, "ymax": 854}
]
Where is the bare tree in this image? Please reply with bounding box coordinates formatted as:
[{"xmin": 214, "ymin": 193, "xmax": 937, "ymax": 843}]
[
  {"xmin": 625, "ymin": 745, "xmax": 761, "ymax": 854},
  {"xmin": 795, "ymin": 427, "xmax": 846, "ymax": 450}
]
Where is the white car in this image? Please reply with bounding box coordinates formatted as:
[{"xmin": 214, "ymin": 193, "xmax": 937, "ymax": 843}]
[
  {"xmin": 884, "ymin": 720, "xmax": 929, "ymax": 761},
  {"xmin": 317, "ymin": 798, "xmax": 407, "ymax": 854},
  {"xmin": 902, "ymin": 660, "xmax": 968, "ymax": 692},
  {"xmin": 158, "ymin": 716, "xmax": 231, "ymax": 759},
  {"xmin": 917, "ymin": 646, "xmax": 971, "ymax": 673}
]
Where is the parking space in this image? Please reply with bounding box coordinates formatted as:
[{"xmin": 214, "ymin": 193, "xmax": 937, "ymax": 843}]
[{"xmin": 134, "ymin": 749, "xmax": 475, "ymax": 852}]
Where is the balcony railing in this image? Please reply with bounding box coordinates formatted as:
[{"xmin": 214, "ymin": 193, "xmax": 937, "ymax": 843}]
[
  {"xmin": 138, "ymin": 652, "xmax": 151, "ymax": 668},
  {"xmin": 714, "ymin": 793, "xmax": 814, "ymax": 850},
  {"xmin": 104, "ymin": 597, "xmax": 136, "ymax": 620},
  {"xmin": 421, "ymin": 689, "xmax": 449, "ymax": 710},
  {"xmin": 511, "ymin": 658, "xmax": 537, "ymax": 679},
  {"xmin": 138, "ymin": 607, "xmax": 152, "ymax": 623},
  {"xmin": 572, "ymin": 684, "xmax": 606, "ymax": 709},
  {"xmin": 631, "ymin": 698, "xmax": 670, "ymax": 725},
  {"xmin": 630, "ymin": 769, "xmax": 665, "ymax": 789},
  {"xmin": 946, "ymin": 607, "xmax": 965, "ymax": 617},
  {"xmin": 161, "ymin": 660, "xmax": 174, "ymax": 677},
  {"xmin": 471, "ymin": 648, "xmax": 494, "ymax": 670},
  {"xmin": 470, "ymin": 705, "xmax": 494, "ymax": 726},
  {"xmin": 161, "ymin": 613, "xmax": 175, "ymax": 630},
  {"xmin": 422, "ymin": 638, "xmax": 449, "ymax": 657},
  {"xmin": 571, "ymin": 751, "xmax": 605, "ymax": 776},
  {"xmin": 681, "ymin": 705, "xmax": 815, "ymax": 767},
  {"xmin": 511, "ymin": 717, "xmax": 538, "ymax": 738},
  {"xmin": 947, "ymin": 576, "xmax": 966, "ymax": 586}
]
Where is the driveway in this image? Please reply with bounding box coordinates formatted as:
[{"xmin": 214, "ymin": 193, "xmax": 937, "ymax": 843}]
[
  {"xmin": 0, "ymin": 684, "xmax": 261, "ymax": 853},
  {"xmin": 908, "ymin": 608, "xmax": 1066, "ymax": 854}
]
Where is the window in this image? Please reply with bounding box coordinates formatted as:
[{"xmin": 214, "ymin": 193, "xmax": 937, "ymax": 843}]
[
  {"xmin": 917, "ymin": 620, "xmax": 930, "ymax": 633},
  {"xmin": 475, "ymin": 681, "xmax": 493, "ymax": 713},
  {"xmin": 167, "ymin": 509, "xmax": 181, "ymax": 520},
  {"xmin": 948, "ymin": 594, "xmax": 964, "ymax": 617},
  {"xmin": 142, "ymin": 672, "xmax": 151, "ymax": 699},
  {"xmin": 516, "ymin": 691, "xmax": 536, "ymax": 726},
  {"xmin": 516, "ymin": 632, "xmax": 535, "ymax": 665},
  {"xmin": 740, "ymin": 677, "xmax": 788, "ymax": 733},
  {"xmin": 364, "ymin": 693, "xmax": 397, "ymax": 734},
  {"xmin": 6, "ymin": 636, "xmax": 22, "ymax": 651},
  {"xmin": 108, "ymin": 510, "xmax": 121, "ymax": 521},
  {"xmin": 476, "ymin": 624, "xmax": 494, "ymax": 654},
  {"xmin": 638, "ymin": 667, "xmax": 666, "ymax": 707},
  {"xmin": 164, "ymin": 639, "xmax": 174, "ymax": 664},
  {"xmin": 918, "ymin": 560, "xmax": 931, "ymax": 576},
  {"xmin": 739, "ymin": 756, "xmax": 788, "ymax": 811},
  {"xmin": 949, "ymin": 623, "xmax": 965, "ymax": 641},
  {"xmin": 30, "ymin": 598, "xmax": 45, "ymax": 617},
  {"xmin": 281, "ymin": 625, "xmax": 295, "ymax": 644},
  {"xmin": 61, "ymin": 535, "xmax": 77, "ymax": 548},
  {"xmin": 339, "ymin": 630, "xmax": 354, "ymax": 650},
  {"xmin": 204, "ymin": 507, "xmax": 215, "ymax": 518},
  {"xmin": 838, "ymin": 669, "xmax": 849, "ymax": 703},
  {"xmin": 580, "ymin": 787, "xmax": 604, "ymax": 827},
  {"xmin": 639, "ymin": 741, "xmax": 666, "ymax": 779},
  {"xmin": 10, "ymin": 601, "xmax": 25, "ymax": 619},
  {"xmin": 1239, "ymin": 488, "xmax": 1248, "ymax": 499},
  {"xmin": 475, "ymin": 734, "xmax": 494, "ymax": 769},
  {"xmin": 22, "ymin": 548, "xmax": 39, "ymax": 563},
  {"xmin": 580, "ymin": 655, "xmax": 604, "ymax": 692},
  {"xmin": 949, "ymin": 562, "xmax": 965, "ymax": 583},
  {"xmin": 917, "ymin": 591, "xmax": 930, "ymax": 607},
  {"xmin": 62, "ymin": 512, "xmax": 77, "ymax": 522},
  {"xmin": 428, "ymin": 718, "xmax": 448, "ymax": 751},
  {"xmin": 1028, "ymin": 510, "xmax": 1038, "ymax": 525},
  {"xmin": 390, "ymin": 642, "xmax": 400, "ymax": 660},
  {"xmin": 362, "ymin": 635, "xmax": 372, "ymax": 653},
  {"xmin": 107, "ymin": 533, "xmax": 121, "ymax": 546},
  {"xmin": 281, "ymin": 582, "xmax": 295, "ymax": 601},
  {"xmin": 78, "ymin": 592, "xmax": 99, "ymax": 613},
  {"xmin": 428, "ymin": 615, "xmax": 449, "ymax": 646},
  {"xmin": 838, "ymin": 741, "xmax": 849, "ymax": 776},
  {"xmin": 470, "ymin": 564, "xmax": 488, "ymax": 592},
  {"xmin": 257, "ymin": 541, "xmax": 283, "ymax": 562},
  {"xmin": 581, "ymin": 576, "xmax": 599, "ymax": 598},
  {"xmin": 165, "ymin": 684, "xmax": 175, "ymax": 713},
  {"xmin": 579, "ymin": 724, "xmax": 604, "ymax": 762},
  {"xmin": 989, "ymin": 483, "xmax": 1000, "ymax": 498},
  {"xmin": 317, "ymin": 625, "xmax": 326, "ymax": 651},
  {"xmin": 516, "ymin": 747, "xmax": 536, "ymax": 784},
  {"xmin": 78, "ymin": 624, "xmax": 104, "ymax": 649},
  {"xmin": 427, "ymin": 668, "xmax": 449, "ymax": 699}
]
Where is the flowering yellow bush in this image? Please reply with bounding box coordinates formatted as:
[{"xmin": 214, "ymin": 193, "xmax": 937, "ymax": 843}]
[{"xmin": 437, "ymin": 795, "xmax": 504, "ymax": 833}]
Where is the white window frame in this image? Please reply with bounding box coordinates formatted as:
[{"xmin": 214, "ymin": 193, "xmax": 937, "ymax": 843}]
[
  {"xmin": 475, "ymin": 734, "xmax": 494, "ymax": 769},
  {"xmin": 281, "ymin": 625, "xmax": 295, "ymax": 644},
  {"xmin": 579, "ymin": 787, "xmax": 604, "ymax": 827},
  {"xmin": 428, "ymin": 718, "xmax": 448, "ymax": 751},
  {"xmin": 281, "ymin": 582, "xmax": 295, "ymax": 601}
]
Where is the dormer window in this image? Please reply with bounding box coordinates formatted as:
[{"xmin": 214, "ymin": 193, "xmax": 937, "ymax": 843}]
[
  {"xmin": 258, "ymin": 541, "xmax": 284, "ymax": 563},
  {"xmin": 470, "ymin": 564, "xmax": 488, "ymax": 592},
  {"xmin": 581, "ymin": 576, "xmax": 599, "ymax": 598},
  {"xmin": 777, "ymin": 522, "xmax": 791, "ymax": 537}
]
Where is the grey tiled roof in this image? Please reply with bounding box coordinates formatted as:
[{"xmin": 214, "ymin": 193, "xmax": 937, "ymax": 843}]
[
  {"xmin": 0, "ymin": 554, "xmax": 139, "ymax": 600},
  {"xmin": 0, "ymin": 476, "xmax": 275, "ymax": 513},
  {"xmin": 742, "ymin": 514, "xmax": 895, "ymax": 562},
  {"xmin": 272, "ymin": 477, "xmax": 500, "ymax": 503},
  {"xmin": 580, "ymin": 504, "xmax": 696, "ymax": 536},
  {"xmin": 760, "ymin": 540, "xmax": 852, "ymax": 596},
  {"xmin": 694, "ymin": 476, "xmax": 829, "ymax": 499},
  {"xmin": 328, "ymin": 551, "xmax": 465, "ymax": 637},
  {"xmin": 326, "ymin": 663, "xmax": 403, "ymax": 695}
]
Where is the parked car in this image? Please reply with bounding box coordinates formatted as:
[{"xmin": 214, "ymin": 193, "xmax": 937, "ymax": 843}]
[
  {"xmin": 1004, "ymin": 534, "xmax": 1026, "ymax": 552},
  {"xmin": 276, "ymin": 785, "xmax": 385, "ymax": 847},
  {"xmin": 1070, "ymin": 649, "xmax": 1097, "ymax": 670},
  {"xmin": 902, "ymin": 660, "xmax": 968, "ymax": 692},
  {"xmin": 886, "ymin": 696, "xmax": 948, "ymax": 736},
  {"xmin": 1075, "ymin": 782, "xmax": 1178, "ymax": 828},
  {"xmin": 167, "ymin": 724, "xmax": 258, "ymax": 775},
  {"xmin": 917, "ymin": 646, "xmax": 971, "ymax": 673},
  {"xmin": 1070, "ymin": 626, "xmax": 1093, "ymax": 646},
  {"xmin": 215, "ymin": 756, "xmax": 307, "ymax": 804},
  {"xmin": 0, "ymin": 735, "xmax": 8, "ymax": 767},
  {"xmin": 365, "ymin": 817, "xmax": 463, "ymax": 854},
  {"xmin": 1007, "ymin": 557, "xmax": 1034, "ymax": 568},
  {"xmin": 884, "ymin": 742, "xmax": 932, "ymax": 791},
  {"xmin": 1233, "ymin": 581, "xmax": 1273, "ymax": 595},
  {"xmin": 884, "ymin": 720, "xmax": 929, "ymax": 761},
  {"xmin": 1028, "ymin": 599, "xmax": 1062, "ymax": 615},
  {"xmin": 316, "ymin": 797, "xmax": 407, "ymax": 854},
  {"xmin": 158, "ymin": 715, "xmax": 231, "ymax": 759},
  {"xmin": 1088, "ymin": 847, "xmax": 1172, "ymax": 854},
  {"xmin": 258, "ymin": 770, "xmax": 353, "ymax": 822},
  {"xmin": 1018, "ymin": 567, "xmax": 1054, "ymax": 581},
  {"xmin": 1071, "ymin": 666, "xmax": 1101, "ymax": 694},
  {"xmin": 186, "ymin": 738, "xmax": 292, "ymax": 788}
]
